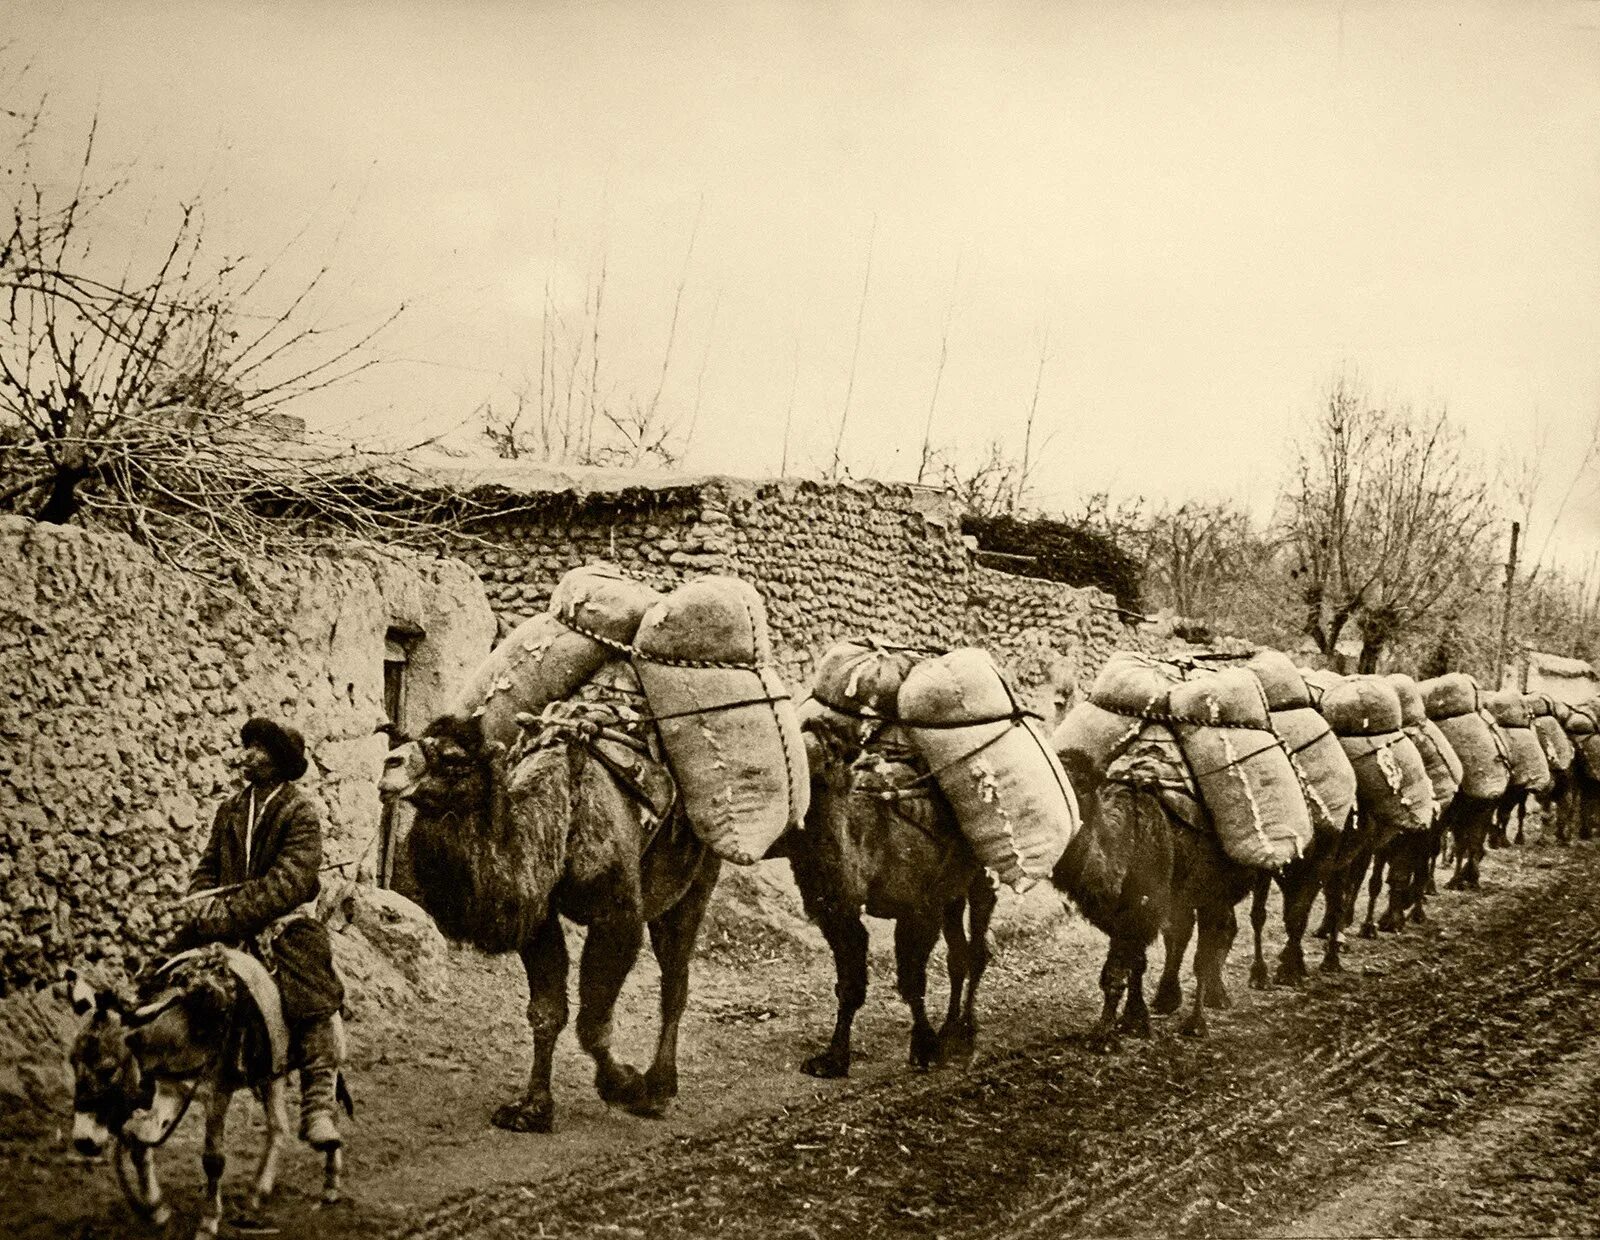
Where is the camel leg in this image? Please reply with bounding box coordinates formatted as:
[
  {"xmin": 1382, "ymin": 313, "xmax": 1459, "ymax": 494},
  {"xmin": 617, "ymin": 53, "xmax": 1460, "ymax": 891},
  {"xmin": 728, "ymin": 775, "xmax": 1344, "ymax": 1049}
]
[
  {"xmin": 1357, "ymin": 848, "xmax": 1383, "ymax": 938},
  {"xmin": 942, "ymin": 875, "xmax": 997, "ymax": 1064},
  {"xmin": 1202, "ymin": 904, "xmax": 1236, "ymax": 1010},
  {"xmin": 494, "ymin": 913, "xmax": 568, "ymax": 1132},
  {"xmin": 195, "ymin": 1088, "xmax": 229, "ymax": 1240},
  {"xmin": 895, "ymin": 909, "xmax": 944, "ymax": 1070},
  {"xmin": 1513, "ymin": 792, "xmax": 1527, "ymax": 845},
  {"xmin": 802, "ymin": 908, "xmax": 869, "ymax": 1079},
  {"xmin": 1180, "ymin": 905, "xmax": 1222, "ymax": 1038},
  {"xmin": 1153, "ymin": 906, "xmax": 1194, "ymax": 1016},
  {"xmin": 1277, "ymin": 867, "xmax": 1317, "ymax": 985},
  {"xmin": 1378, "ymin": 836, "xmax": 1415, "ymax": 932},
  {"xmin": 1248, "ymin": 871, "xmax": 1272, "ymax": 991},
  {"xmin": 639, "ymin": 861, "xmax": 719, "ymax": 1114},
  {"xmin": 939, "ymin": 897, "xmax": 970, "ymax": 1038},
  {"xmin": 1116, "ymin": 945, "xmax": 1152, "ymax": 1038},
  {"xmin": 576, "ymin": 916, "xmax": 650, "ymax": 1112},
  {"xmin": 1092, "ymin": 937, "xmax": 1138, "ymax": 1047},
  {"xmin": 1318, "ymin": 861, "xmax": 1347, "ymax": 972}
]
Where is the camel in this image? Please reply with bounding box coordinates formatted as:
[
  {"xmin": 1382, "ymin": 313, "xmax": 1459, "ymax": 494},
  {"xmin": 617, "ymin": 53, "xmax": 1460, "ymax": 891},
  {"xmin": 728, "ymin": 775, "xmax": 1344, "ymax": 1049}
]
[
  {"xmin": 767, "ymin": 722, "xmax": 996, "ymax": 1078},
  {"xmin": 381, "ymin": 688, "xmax": 720, "ymax": 1133},
  {"xmin": 1051, "ymin": 753, "xmax": 1253, "ymax": 1043},
  {"xmin": 1443, "ymin": 792, "xmax": 1502, "ymax": 891},
  {"xmin": 1245, "ymin": 806, "xmax": 1359, "ymax": 992}
]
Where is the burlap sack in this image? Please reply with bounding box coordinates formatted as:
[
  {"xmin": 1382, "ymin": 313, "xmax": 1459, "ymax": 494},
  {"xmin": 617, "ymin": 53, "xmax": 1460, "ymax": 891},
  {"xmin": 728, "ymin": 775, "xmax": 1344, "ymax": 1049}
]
[
  {"xmin": 1339, "ymin": 732, "xmax": 1434, "ymax": 833},
  {"xmin": 1533, "ymin": 714, "xmax": 1576, "ymax": 774},
  {"xmin": 451, "ymin": 612, "xmax": 612, "ymax": 750},
  {"xmin": 1484, "ymin": 690, "xmax": 1532, "ymax": 730},
  {"xmin": 812, "ymin": 639, "xmax": 923, "ymax": 719},
  {"xmin": 1052, "ymin": 700, "xmax": 1147, "ymax": 777},
  {"xmin": 549, "ymin": 563, "xmax": 663, "ymax": 647},
  {"xmin": 1385, "ymin": 674, "xmax": 1428, "ymax": 728},
  {"xmin": 1407, "ymin": 719, "xmax": 1463, "ymax": 810},
  {"xmin": 1321, "ymin": 677, "xmax": 1405, "ymax": 737},
  {"xmin": 1270, "ymin": 706, "xmax": 1357, "ymax": 834},
  {"xmin": 1302, "ymin": 668, "xmax": 1345, "ymax": 704},
  {"xmin": 1421, "ymin": 672, "xmax": 1479, "ymax": 721},
  {"xmin": 633, "ymin": 577, "xmax": 808, "ymax": 865},
  {"xmin": 1248, "ymin": 651, "xmax": 1315, "ymax": 711},
  {"xmin": 1168, "ymin": 669, "xmax": 1313, "ymax": 869},
  {"xmin": 899, "ymin": 648, "xmax": 1079, "ymax": 892},
  {"xmin": 1430, "ymin": 712, "xmax": 1510, "ymax": 801},
  {"xmin": 1088, "ymin": 652, "xmax": 1177, "ymax": 717},
  {"xmin": 1503, "ymin": 727, "xmax": 1554, "ymax": 794}
]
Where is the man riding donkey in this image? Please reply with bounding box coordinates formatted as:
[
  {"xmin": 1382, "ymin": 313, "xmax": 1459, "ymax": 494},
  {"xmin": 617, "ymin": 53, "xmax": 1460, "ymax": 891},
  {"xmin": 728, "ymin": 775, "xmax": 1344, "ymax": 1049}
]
[{"xmin": 170, "ymin": 717, "xmax": 347, "ymax": 1152}]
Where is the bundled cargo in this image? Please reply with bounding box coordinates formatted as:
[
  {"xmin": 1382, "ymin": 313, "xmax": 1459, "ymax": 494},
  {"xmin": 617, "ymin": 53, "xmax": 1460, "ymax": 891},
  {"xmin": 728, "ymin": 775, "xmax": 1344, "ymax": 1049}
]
[
  {"xmin": 1321, "ymin": 678, "xmax": 1434, "ymax": 832},
  {"xmin": 1527, "ymin": 694, "xmax": 1576, "ymax": 774},
  {"xmin": 1052, "ymin": 652, "xmax": 1177, "ymax": 774},
  {"xmin": 1420, "ymin": 673, "xmax": 1511, "ymax": 801},
  {"xmin": 1167, "ymin": 667, "xmax": 1314, "ymax": 868},
  {"xmin": 1568, "ymin": 706, "xmax": 1600, "ymax": 780},
  {"xmin": 1103, "ymin": 720, "xmax": 1205, "ymax": 833},
  {"xmin": 811, "ymin": 639, "xmax": 923, "ymax": 719},
  {"xmin": 452, "ymin": 564, "xmax": 663, "ymax": 748},
  {"xmin": 1268, "ymin": 705, "xmax": 1357, "ymax": 834},
  {"xmin": 1247, "ymin": 650, "xmax": 1316, "ymax": 711},
  {"xmin": 1301, "ymin": 667, "xmax": 1345, "ymax": 703},
  {"xmin": 1485, "ymin": 689, "xmax": 1553, "ymax": 794},
  {"xmin": 1389, "ymin": 673, "xmax": 1462, "ymax": 810},
  {"xmin": 633, "ymin": 576, "xmax": 809, "ymax": 866},
  {"xmin": 899, "ymin": 648, "xmax": 1079, "ymax": 892},
  {"xmin": 1321, "ymin": 675, "xmax": 1404, "ymax": 736}
]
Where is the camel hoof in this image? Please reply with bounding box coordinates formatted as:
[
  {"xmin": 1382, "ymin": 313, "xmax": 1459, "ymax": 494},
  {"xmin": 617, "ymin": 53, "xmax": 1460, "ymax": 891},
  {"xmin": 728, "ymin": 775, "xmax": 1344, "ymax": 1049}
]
[
  {"xmin": 1204, "ymin": 984, "xmax": 1231, "ymax": 1012},
  {"xmin": 937, "ymin": 1020, "xmax": 977, "ymax": 1066},
  {"xmin": 801, "ymin": 1050, "xmax": 850, "ymax": 1079},
  {"xmin": 1115, "ymin": 1009, "xmax": 1152, "ymax": 1039},
  {"xmin": 1378, "ymin": 913, "xmax": 1406, "ymax": 933},
  {"xmin": 1319, "ymin": 953, "xmax": 1343, "ymax": 975},
  {"xmin": 1179, "ymin": 1020, "xmax": 1206, "ymax": 1039},
  {"xmin": 1151, "ymin": 982, "xmax": 1183, "ymax": 1016},
  {"xmin": 623, "ymin": 1095, "xmax": 670, "ymax": 1120},
  {"xmin": 1087, "ymin": 1023, "xmax": 1119, "ymax": 1054},
  {"xmin": 492, "ymin": 1098, "xmax": 555, "ymax": 1133},
  {"xmin": 1359, "ymin": 923, "xmax": 1378, "ymax": 940},
  {"xmin": 1248, "ymin": 962, "xmax": 1270, "ymax": 990},
  {"xmin": 1311, "ymin": 924, "xmax": 1332, "ymax": 940},
  {"xmin": 1445, "ymin": 876, "xmax": 1467, "ymax": 891},
  {"xmin": 645, "ymin": 1063, "xmax": 679, "ymax": 1103},
  {"xmin": 148, "ymin": 1203, "xmax": 173, "ymax": 1229},
  {"xmin": 1408, "ymin": 904, "xmax": 1427, "ymax": 924},
  {"xmin": 596, "ymin": 1062, "xmax": 649, "ymax": 1109},
  {"xmin": 908, "ymin": 1025, "xmax": 940, "ymax": 1071}
]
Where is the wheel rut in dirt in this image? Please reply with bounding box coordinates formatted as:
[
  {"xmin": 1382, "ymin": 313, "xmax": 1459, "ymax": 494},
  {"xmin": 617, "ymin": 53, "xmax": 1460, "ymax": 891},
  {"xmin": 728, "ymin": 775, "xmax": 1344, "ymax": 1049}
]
[{"xmin": 401, "ymin": 844, "xmax": 1600, "ymax": 1240}]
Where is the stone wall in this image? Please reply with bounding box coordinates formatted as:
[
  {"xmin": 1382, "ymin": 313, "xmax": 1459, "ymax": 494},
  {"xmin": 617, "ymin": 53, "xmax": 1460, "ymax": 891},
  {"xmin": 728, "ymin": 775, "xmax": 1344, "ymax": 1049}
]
[
  {"xmin": 0, "ymin": 518, "xmax": 494, "ymax": 991},
  {"xmin": 443, "ymin": 474, "xmax": 1129, "ymax": 706}
]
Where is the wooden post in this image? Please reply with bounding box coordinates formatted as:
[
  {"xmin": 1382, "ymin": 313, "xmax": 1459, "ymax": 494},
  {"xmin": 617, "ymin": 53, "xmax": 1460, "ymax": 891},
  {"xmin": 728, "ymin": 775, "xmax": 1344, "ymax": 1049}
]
[{"xmin": 1495, "ymin": 520, "xmax": 1520, "ymax": 690}]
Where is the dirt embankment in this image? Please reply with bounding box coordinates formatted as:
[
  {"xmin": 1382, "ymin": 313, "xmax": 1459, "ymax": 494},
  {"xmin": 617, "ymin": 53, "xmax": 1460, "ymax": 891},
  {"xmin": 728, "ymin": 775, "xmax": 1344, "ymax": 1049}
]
[{"xmin": 5, "ymin": 836, "xmax": 1599, "ymax": 1239}]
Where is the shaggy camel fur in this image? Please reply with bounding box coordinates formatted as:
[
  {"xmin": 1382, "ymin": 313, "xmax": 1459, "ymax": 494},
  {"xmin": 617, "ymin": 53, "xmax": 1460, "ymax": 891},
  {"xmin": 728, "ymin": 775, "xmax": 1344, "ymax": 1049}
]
[
  {"xmin": 768, "ymin": 724, "xmax": 996, "ymax": 1078},
  {"xmin": 1051, "ymin": 755, "xmax": 1253, "ymax": 1043},
  {"xmin": 387, "ymin": 704, "xmax": 719, "ymax": 1133}
]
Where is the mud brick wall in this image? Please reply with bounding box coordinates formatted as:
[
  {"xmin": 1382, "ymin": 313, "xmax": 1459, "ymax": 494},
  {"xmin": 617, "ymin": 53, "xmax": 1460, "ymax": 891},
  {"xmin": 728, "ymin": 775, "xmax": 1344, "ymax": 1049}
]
[
  {"xmin": 442, "ymin": 475, "xmax": 1140, "ymax": 708},
  {"xmin": 0, "ymin": 518, "xmax": 493, "ymax": 991}
]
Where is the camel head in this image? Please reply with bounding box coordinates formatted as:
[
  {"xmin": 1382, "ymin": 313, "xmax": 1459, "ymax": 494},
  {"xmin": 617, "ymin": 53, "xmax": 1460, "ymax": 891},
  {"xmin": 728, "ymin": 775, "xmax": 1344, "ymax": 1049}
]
[{"xmin": 385, "ymin": 715, "xmax": 497, "ymax": 819}]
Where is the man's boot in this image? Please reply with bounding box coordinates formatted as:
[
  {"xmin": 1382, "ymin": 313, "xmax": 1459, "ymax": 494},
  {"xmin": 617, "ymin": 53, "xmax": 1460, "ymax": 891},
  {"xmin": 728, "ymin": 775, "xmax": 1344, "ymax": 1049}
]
[{"xmin": 296, "ymin": 1012, "xmax": 344, "ymax": 1149}]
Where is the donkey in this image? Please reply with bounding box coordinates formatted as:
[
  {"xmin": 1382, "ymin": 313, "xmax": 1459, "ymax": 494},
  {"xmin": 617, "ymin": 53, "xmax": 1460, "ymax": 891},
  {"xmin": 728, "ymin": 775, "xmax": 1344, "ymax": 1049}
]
[
  {"xmin": 768, "ymin": 720, "xmax": 997, "ymax": 1078},
  {"xmin": 382, "ymin": 675, "xmax": 720, "ymax": 1133},
  {"xmin": 67, "ymin": 947, "xmax": 345, "ymax": 1239}
]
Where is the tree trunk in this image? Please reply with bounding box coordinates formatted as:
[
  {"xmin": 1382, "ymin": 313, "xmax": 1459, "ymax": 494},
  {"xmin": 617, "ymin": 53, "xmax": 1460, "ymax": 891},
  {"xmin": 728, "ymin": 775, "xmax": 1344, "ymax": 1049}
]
[{"xmin": 1357, "ymin": 637, "xmax": 1384, "ymax": 674}]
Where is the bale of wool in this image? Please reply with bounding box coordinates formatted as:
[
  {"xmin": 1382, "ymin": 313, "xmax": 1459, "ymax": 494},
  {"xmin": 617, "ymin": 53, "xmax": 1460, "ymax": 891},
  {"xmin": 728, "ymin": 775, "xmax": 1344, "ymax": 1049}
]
[
  {"xmin": 1167, "ymin": 668, "xmax": 1313, "ymax": 869},
  {"xmin": 1407, "ymin": 719, "xmax": 1463, "ymax": 810},
  {"xmin": 1338, "ymin": 732, "xmax": 1434, "ymax": 833},
  {"xmin": 1320, "ymin": 677, "xmax": 1405, "ymax": 737},
  {"xmin": 1482, "ymin": 690, "xmax": 1551, "ymax": 792},
  {"xmin": 811, "ymin": 639, "xmax": 923, "ymax": 719},
  {"xmin": 898, "ymin": 648, "xmax": 1079, "ymax": 892},
  {"xmin": 1269, "ymin": 706, "xmax": 1357, "ymax": 834},
  {"xmin": 1533, "ymin": 714, "xmax": 1576, "ymax": 773},
  {"xmin": 633, "ymin": 577, "xmax": 808, "ymax": 866},
  {"xmin": 549, "ymin": 563, "xmax": 663, "ymax": 648},
  {"xmin": 1421, "ymin": 672, "xmax": 1480, "ymax": 721},
  {"xmin": 1483, "ymin": 689, "xmax": 1532, "ymax": 730},
  {"xmin": 1088, "ymin": 652, "xmax": 1177, "ymax": 718},
  {"xmin": 1301, "ymin": 668, "xmax": 1345, "ymax": 705},
  {"xmin": 1385, "ymin": 674, "xmax": 1428, "ymax": 728},
  {"xmin": 1430, "ymin": 712, "xmax": 1510, "ymax": 801},
  {"xmin": 1103, "ymin": 720, "xmax": 1205, "ymax": 834},
  {"xmin": 1247, "ymin": 650, "xmax": 1315, "ymax": 711},
  {"xmin": 451, "ymin": 612, "xmax": 611, "ymax": 750},
  {"xmin": 1052, "ymin": 701, "xmax": 1146, "ymax": 778},
  {"xmin": 1572, "ymin": 708, "xmax": 1600, "ymax": 781}
]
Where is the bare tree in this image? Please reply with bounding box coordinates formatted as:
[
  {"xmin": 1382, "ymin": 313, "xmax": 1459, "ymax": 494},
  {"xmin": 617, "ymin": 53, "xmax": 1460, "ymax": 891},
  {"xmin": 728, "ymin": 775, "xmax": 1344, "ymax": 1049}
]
[
  {"xmin": 1282, "ymin": 373, "xmax": 1499, "ymax": 672},
  {"xmin": 0, "ymin": 101, "xmax": 422, "ymax": 567},
  {"xmin": 1140, "ymin": 499, "xmax": 1255, "ymax": 619}
]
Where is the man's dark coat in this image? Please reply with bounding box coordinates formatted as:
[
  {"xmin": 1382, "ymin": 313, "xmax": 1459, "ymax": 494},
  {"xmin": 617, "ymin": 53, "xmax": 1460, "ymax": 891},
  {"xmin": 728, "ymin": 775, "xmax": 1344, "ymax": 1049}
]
[{"xmin": 183, "ymin": 782, "xmax": 344, "ymax": 1023}]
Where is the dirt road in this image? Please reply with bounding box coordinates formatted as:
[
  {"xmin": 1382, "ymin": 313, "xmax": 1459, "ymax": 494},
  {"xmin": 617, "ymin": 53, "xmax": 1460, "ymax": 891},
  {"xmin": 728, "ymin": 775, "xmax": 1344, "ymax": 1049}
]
[{"xmin": 6, "ymin": 836, "xmax": 1599, "ymax": 1239}]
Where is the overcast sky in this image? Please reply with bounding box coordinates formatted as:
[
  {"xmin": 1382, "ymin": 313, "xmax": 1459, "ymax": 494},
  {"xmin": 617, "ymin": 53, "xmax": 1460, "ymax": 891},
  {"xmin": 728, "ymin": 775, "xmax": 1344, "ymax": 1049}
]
[{"xmin": 12, "ymin": 0, "xmax": 1600, "ymax": 555}]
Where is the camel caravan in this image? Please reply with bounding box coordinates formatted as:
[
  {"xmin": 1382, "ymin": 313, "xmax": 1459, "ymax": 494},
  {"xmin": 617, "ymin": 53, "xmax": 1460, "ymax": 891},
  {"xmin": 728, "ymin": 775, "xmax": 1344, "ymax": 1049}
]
[{"xmin": 70, "ymin": 559, "xmax": 1600, "ymax": 1234}]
